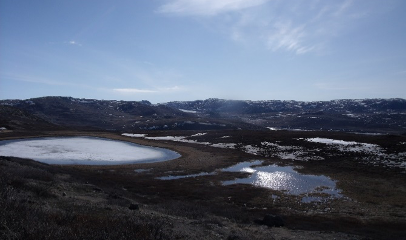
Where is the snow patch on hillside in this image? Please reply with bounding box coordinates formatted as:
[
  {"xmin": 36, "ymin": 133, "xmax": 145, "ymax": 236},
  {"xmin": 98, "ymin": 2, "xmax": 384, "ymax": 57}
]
[
  {"xmin": 305, "ymin": 138, "xmax": 381, "ymax": 154},
  {"xmin": 122, "ymin": 133, "xmax": 405, "ymax": 169}
]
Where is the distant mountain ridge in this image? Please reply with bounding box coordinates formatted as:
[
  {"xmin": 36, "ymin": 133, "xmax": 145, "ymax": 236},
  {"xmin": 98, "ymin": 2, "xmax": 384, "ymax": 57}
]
[
  {"xmin": 165, "ymin": 98, "xmax": 406, "ymax": 133},
  {"xmin": 1, "ymin": 97, "xmax": 405, "ymax": 133},
  {"xmin": 0, "ymin": 96, "xmax": 249, "ymax": 131},
  {"xmin": 164, "ymin": 98, "xmax": 406, "ymax": 114}
]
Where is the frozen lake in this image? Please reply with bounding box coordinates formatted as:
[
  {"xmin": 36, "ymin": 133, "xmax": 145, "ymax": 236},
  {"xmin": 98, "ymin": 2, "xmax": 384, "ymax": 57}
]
[{"xmin": 0, "ymin": 137, "xmax": 180, "ymax": 165}]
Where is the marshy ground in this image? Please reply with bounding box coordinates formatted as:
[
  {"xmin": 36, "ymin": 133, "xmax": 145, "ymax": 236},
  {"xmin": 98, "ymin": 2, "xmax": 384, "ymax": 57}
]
[{"xmin": 1, "ymin": 130, "xmax": 405, "ymax": 239}]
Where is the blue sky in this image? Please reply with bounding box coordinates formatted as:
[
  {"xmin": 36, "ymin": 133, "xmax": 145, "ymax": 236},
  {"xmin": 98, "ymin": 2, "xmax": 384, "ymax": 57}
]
[{"xmin": 1, "ymin": 0, "xmax": 405, "ymax": 103}]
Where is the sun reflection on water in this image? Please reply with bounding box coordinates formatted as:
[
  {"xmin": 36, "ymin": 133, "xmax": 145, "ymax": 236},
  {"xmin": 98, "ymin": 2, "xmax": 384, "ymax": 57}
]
[
  {"xmin": 254, "ymin": 171, "xmax": 293, "ymax": 190},
  {"xmin": 222, "ymin": 161, "xmax": 341, "ymax": 196}
]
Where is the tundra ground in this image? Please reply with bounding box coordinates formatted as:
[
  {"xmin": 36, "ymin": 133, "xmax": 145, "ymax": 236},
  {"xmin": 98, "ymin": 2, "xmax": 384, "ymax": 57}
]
[{"xmin": 1, "ymin": 130, "xmax": 405, "ymax": 239}]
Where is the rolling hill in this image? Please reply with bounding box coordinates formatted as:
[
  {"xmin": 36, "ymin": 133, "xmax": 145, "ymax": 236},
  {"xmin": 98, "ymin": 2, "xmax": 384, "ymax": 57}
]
[{"xmin": 1, "ymin": 96, "xmax": 405, "ymax": 133}]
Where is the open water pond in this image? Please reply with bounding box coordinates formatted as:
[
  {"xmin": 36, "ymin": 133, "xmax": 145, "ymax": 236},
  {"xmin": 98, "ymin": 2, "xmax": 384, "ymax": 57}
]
[
  {"xmin": 222, "ymin": 160, "xmax": 341, "ymax": 196},
  {"xmin": 157, "ymin": 172, "xmax": 215, "ymax": 180},
  {"xmin": 0, "ymin": 137, "xmax": 180, "ymax": 165}
]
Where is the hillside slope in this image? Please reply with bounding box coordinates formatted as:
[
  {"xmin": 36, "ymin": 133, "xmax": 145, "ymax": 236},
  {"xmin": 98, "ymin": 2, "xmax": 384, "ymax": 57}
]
[
  {"xmin": 2, "ymin": 97, "xmax": 405, "ymax": 133},
  {"xmin": 0, "ymin": 97, "xmax": 255, "ymax": 131},
  {"xmin": 165, "ymin": 98, "xmax": 406, "ymax": 133}
]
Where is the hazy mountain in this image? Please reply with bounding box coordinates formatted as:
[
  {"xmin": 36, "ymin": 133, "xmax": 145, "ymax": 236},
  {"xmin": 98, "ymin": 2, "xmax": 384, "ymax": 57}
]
[
  {"xmin": 165, "ymin": 98, "xmax": 406, "ymax": 133},
  {"xmin": 165, "ymin": 98, "xmax": 406, "ymax": 114},
  {"xmin": 0, "ymin": 96, "xmax": 249, "ymax": 131},
  {"xmin": 1, "ymin": 97, "xmax": 405, "ymax": 133}
]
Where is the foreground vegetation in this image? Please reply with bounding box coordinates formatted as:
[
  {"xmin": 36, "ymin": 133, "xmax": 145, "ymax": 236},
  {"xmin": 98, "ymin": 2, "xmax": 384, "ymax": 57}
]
[{"xmin": 1, "ymin": 130, "xmax": 405, "ymax": 239}]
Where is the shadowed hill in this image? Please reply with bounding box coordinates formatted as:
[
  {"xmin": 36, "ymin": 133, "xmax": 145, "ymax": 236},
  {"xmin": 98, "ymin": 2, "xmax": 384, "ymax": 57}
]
[
  {"xmin": 2, "ymin": 97, "xmax": 405, "ymax": 133},
  {"xmin": 0, "ymin": 105, "xmax": 58, "ymax": 130},
  {"xmin": 165, "ymin": 98, "xmax": 406, "ymax": 133},
  {"xmin": 0, "ymin": 97, "xmax": 258, "ymax": 131}
]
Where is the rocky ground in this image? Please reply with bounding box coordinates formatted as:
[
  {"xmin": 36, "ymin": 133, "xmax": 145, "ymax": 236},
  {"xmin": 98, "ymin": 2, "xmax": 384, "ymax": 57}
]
[{"xmin": 1, "ymin": 130, "xmax": 405, "ymax": 239}]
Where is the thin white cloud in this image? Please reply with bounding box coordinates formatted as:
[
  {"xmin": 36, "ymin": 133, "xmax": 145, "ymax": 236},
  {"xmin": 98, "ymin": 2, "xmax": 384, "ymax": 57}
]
[
  {"xmin": 265, "ymin": 22, "xmax": 314, "ymax": 54},
  {"xmin": 333, "ymin": 0, "xmax": 353, "ymax": 17},
  {"xmin": 158, "ymin": 0, "xmax": 371, "ymax": 55},
  {"xmin": 67, "ymin": 40, "xmax": 82, "ymax": 47},
  {"xmin": 1, "ymin": 73, "xmax": 94, "ymax": 89},
  {"xmin": 113, "ymin": 88, "xmax": 158, "ymax": 93},
  {"xmin": 113, "ymin": 86, "xmax": 183, "ymax": 94},
  {"xmin": 3, "ymin": 73, "xmax": 73, "ymax": 86},
  {"xmin": 157, "ymin": 0, "xmax": 270, "ymax": 16},
  {"xmin": 160, "ymin": 86, "xmax": 182, "ymax": 91},
  {"xmin": 241, "ymin": 1, "xmax": 363, "ymax": 55}
]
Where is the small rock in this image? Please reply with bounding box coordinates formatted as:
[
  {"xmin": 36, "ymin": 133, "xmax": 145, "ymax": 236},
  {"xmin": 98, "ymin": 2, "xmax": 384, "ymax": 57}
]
[
  {"xmin": 256, "ymin": 214, "xmax": 284, "ymax": 228},
  {"xmin": 109, "ymin": 193, "xmax": 121, "ymax": 199},
  {"xmin": 129, "ymin": 203, "xmax": 139, "ymax": 210},
  {"xmin": 93, "ymin": 187, "xmax": 103, "ymax": 192},
  {"xmin": 227, "ymin": 235, "xmax": 241, "ymax": 240},
  {"xmin": 62, "ymin": 192, "xmax": 67, "ymax": 197}
]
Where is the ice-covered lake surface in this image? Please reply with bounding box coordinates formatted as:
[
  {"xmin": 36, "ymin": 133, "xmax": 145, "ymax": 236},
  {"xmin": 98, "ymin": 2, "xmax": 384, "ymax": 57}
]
[
  {"xmin": 222, "ymin": 160, "xmax": 341, "ymax": 196},
  {"xmin": 0, "ymin": 137, "xmax": 180, "ymax": 165}
]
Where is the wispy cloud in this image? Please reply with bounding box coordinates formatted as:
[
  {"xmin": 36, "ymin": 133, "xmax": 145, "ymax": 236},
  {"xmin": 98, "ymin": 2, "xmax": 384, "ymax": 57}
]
[
  {"xmin": 333, "ymin": 0, "xmax": 354, "ymax": 17},
  {"xmin": 66, "ymin": 40, "xmax": 82, "ymax": 47},
  {"xmin": 158, "ymin": 0, "xmax": 370, "ymax": 55},
  {"xmin": 160, "ymin": 86, "xmax": 183, "ymax": 92},
  {"xmin": 265, "ymin": 21, "xmax": 315, "ymax": 55},
  {"xmin": 1, "ymin": 73, "xmax": 94, "ymax": 90},
  {"xmin": 157, "ymin": 0, "xmax": 270, "ymax": 16},
  {"xmin": 3, "ymin": 73, "xmax": 72, "ymax": 86},
  {"xmin": 113, "ymin": 86, "xmax": 183, "ymax": 94},
  {"xmin": 113, "ymin": 88, "xmax": 157, "ymax": 93},
  {"xmin": 234, "ymin": 0, "xmax": 365, "ymax": 55}
]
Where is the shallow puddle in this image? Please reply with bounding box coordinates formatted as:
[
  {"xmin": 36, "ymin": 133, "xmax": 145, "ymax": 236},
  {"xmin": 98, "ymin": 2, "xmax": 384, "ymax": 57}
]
[
  {"xmin": 157, "ymin": 172, "xmax": 215, "ymax": 180},
  {"xmin": 134, "ymin": 169, "xmax": 151, "ymax": 173},
  {"xmin": 222, "ymin": 160, "xmax": 341, "ymax": 196}
]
